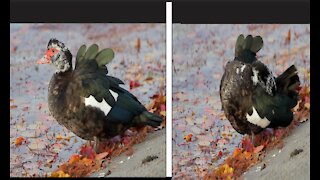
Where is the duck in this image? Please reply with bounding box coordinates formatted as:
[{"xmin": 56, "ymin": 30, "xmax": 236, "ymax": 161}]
[
  {"xmin": 37, "ymin": 39, "xmax": 163, "ymax": 152},
  {"xmin": 219, "ymin": 34, "xmax": 300, "ymax": 142}
]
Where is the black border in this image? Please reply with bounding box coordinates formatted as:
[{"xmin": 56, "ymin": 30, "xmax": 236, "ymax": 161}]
[
  {"xmin": 10, "ymin": 1, "xmax": 166, "ymax": 23},
  {"xmin": 173, "ymin": 1, "xmax": 310, "ymax": 23},
  {"xmin": 9, "ymin": 0, "xmax": 314, "ymax": 178},
  {"xmin": 310, "ymin": 6, "xmax": 318, "ymax": 179}
]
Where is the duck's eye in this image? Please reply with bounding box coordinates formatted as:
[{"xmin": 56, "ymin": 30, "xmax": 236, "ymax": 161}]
[{"xmin": 52, "ymin": 49, "xmax": 55, "ymax": 53}]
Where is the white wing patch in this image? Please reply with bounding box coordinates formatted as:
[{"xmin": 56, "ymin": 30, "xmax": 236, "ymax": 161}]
[
  {"xmin": 109, "ymin": 90, "xmax": 119, "ymax": 101},
  {"xmin": 251, "ymin": 68, "xmax": 259, "ymax": 85},
  {"xmin": 84, "ymin": 90, "xmax": 119, "ymax": 116},
  {"xmin": 241, "ymin": 65, "xmax": 246, "ymax": 72},
  {"xmin": 246, "ymin": 107, "xmax": 270, "ymax": 128}
]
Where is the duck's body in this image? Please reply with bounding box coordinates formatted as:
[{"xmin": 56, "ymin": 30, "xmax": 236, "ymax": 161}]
[
  {"xmin": 39, "ymin": 39, "xmax": 163, "ymax": 145},
  {"xmin": 220, "ymin": 35, "xmax": 300, "ymax": 135}
]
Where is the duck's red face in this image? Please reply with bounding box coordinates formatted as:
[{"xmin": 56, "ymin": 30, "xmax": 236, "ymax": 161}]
[{"xmin": 37, "ymin": 47, "xmax": 60, "ymax": 64}]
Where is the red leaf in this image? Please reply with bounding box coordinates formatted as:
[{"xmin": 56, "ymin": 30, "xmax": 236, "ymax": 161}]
[
  {"xmin": 79, "ymin": 145, "xmax": 96, "ymax": 159},
  {"xmin": 218, "ymin": 151, "xmax": 223, "ymax": 158},
  {"xmin": 130, "ymin": 80, "xmax": 142, "ymax": 90},
  {"xmin": 241, "ymin": 137, "xmax": 254, "ymax": 152},
  {"xmin": 160, "ymin": 104, "xmax": 166, "ymax": 111}
]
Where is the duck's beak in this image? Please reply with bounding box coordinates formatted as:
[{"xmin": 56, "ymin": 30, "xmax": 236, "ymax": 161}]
[{"xmin": 37, "ymin": 55, "xmax": 50, "ymax": 64}]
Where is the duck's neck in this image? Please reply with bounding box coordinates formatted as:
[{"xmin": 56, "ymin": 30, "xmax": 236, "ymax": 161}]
[
  {"xmin": 54, "ymin": 58, "xmax": 73, "ymax": 73},
  {"xmin": 48, "ymin": 70, "xmax": 72, "ymax": 117}
]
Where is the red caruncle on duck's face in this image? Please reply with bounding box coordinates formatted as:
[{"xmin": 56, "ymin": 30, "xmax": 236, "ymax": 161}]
[{"xmin": 37, "ymin": 47, "xmax": 60, "ymax": 64}]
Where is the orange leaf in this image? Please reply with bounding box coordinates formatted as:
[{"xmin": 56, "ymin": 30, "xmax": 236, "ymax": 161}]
[
  {"xmin": 51, "ymin": 170, "xmax": 70, "ymax": 177},
  {"xmin": 10, "ymin": 105, "xmax": 18, "ymax": 109},
  {"xmin": 81, "ymin": 158, "xmax": 95, "ymax": 166},
  {"xmin": 136, "ymin": 37, "xmax": 141, "ymax": 53},
  {"xmin": 285, "ymin": 29, "xmax": 291, "ymax": 44},
  {"xmin": 80, "ymin": 145, "xmax": 96, "ymax": 159},
  {"xmin": 15, "ymin": 137, "xmax": 25, "ymax": 146},
  {"xmin": 243, "ymin": 151, "xmax": 252, "ymax": 159},
  {"xmin": 56, "ymin": 135, "xmax": 63, "ymax": 141},
  {"xmin": 253, "ymin": 145, "xmax": 264, "ymax": 153},
  {"xmin": 68, "ymin": 154, "xmax": 80, "ymax": 164},
  {"xmin": 95, "ymin": 152, "xmax": 109, "ymax": 160},
  {"xmin": 159, "ymin": 111, "xmax": 166, "ymax": 117},
  {"xmin": 232, "ymin": 148, "xmax": 242, "ymax": 157},
  {"xmin": 184, "ymin": 133, "xmax": 193, "ymax": 142}
]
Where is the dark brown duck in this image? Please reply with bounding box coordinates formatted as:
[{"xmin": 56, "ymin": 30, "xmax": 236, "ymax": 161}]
[{"xmin": 38, "ymin": 39, "xmax": 163, "ymax": 151}]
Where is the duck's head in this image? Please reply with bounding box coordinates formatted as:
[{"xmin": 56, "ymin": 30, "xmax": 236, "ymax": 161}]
[{"xmin": 38, "ymin": 38, "xmax": 73, "ymax": 73}]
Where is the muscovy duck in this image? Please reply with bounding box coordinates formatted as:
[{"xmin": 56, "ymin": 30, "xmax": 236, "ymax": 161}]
[
  {"xmin": 37, "ymin": 39, "xmax": 163, "ymax": 151},
  {"xmin": 220, "ymin": 34, "xmax": 300, "ymax": 141}
]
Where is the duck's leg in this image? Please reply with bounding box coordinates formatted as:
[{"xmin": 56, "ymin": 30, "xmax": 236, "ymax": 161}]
[
  {"xmin": 251, "ymin": 131, "xmax": 255, "ymax": 146},
  {"xmin": 93, "ymin": 136, "xmax": 100, "ymax": 153}
]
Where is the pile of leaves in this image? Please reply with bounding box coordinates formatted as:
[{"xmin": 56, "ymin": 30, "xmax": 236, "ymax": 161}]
[
  {"xmin": 204, "ymin": 82, "xmax": 310, "ymax": 179},
  {"xmin": 51, "ymin": 147, "xmax": 108, "ymax": 177},
  {"xmin": 51, "ymin": 91, "xmax": 166, "ymax": 177},
  {"xmin": 147, "ymin": 89, "xmax": 166, "ymax": 128}
]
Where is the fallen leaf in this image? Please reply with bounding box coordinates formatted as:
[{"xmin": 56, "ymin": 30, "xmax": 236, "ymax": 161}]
[
  {"xmin": 253, "ymin": 145, "xmax": 264, "ymax": 153},
  {"xmin": 15, "ymin": 137, "xmax": 25, "ymax": 146},
  {"xmin": 217, "ymin": 151, "xmax": 223, "ymax": 158},
  {"xmin": 130, "ymin": 80, "xmax": 142, "ymax": 90},
  {"xmin": 241, "ymin": 137, "xmax": 254, "ymax": 152},
  {"xmin": 10, "ymin": 105, "xmax": 18, "ymax": 109},
  {"xmin": 80, "ymin": 145, "xmax": 96, "ymax": 159},
  {"xmin": 184, "ymin": 133, "xmax": 193, "ymax": 142},
  {"xmin": 95, "ymin": 152, "xmax": 109, "ymax": 160},
  {"xmin": 285, "ymin": 29, "xmax": 291, "ymax": 45},
  {"xmin": 56, "ymin": 135, "xmax": 63, "ymax": 141},
  {"xmin": 51, "ymin": 170, "xmax": 70, "ymax": 177},
  {"xmin": 232, "ymin": 148, "xmax": 242, "ymax": 158},
  {"xmin": 68, "ymin": 154, "xmax": 81, "ymax": 164},
  {"xmin": 145, "ymin": 76, "xmax": 153, "ymax": 83},
  {"xmin": 159, "ymin": 111, "xmax": 166, "ymax": 117},
  {"xmin": 136, "ymin": 37, "xmax": 141, "ymax": 53},
  {"xmin": 64, "ymin": 136, "xmax": 71, "ymax": 142}
]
